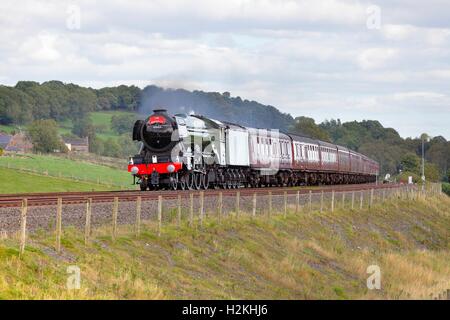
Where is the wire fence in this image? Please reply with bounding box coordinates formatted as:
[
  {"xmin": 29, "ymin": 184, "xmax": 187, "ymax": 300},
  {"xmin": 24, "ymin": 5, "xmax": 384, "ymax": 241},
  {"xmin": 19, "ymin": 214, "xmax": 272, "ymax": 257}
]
[{"xmin": 0, "ymin": 183, "xmax": 444, "ymax": 257}]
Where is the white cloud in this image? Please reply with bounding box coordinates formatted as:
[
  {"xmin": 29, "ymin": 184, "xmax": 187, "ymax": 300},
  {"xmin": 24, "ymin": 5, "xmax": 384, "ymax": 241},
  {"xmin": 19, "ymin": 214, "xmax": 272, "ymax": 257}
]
[
  {"xmin": 0, "ymin": 0, "xmax": 449, "ymax": 139},
  {"xmin": 382, "ymin": 24, "xmax": 417, "ymax": 41},
  {"xmin": 357, "ymin": 48, "xmax": 398, "ymax": 70},
  {"xmin": 18, "ymin": 32, "xmax": 62, "ymax": 62}
]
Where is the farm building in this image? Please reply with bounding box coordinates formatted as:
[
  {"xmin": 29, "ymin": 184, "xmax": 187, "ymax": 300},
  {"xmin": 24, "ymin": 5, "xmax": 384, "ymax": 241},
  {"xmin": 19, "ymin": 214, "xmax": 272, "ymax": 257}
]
[
  {"xmin": 64, "ymin": 137, "xmax": 89, "ymax": 153},
  {"xmin": 0, "ymin": 133, "xmax": 33, "ymax": 154},
  {"xmin": 0, "ymin": 134, "xmax": 12, "ymax": 150}
]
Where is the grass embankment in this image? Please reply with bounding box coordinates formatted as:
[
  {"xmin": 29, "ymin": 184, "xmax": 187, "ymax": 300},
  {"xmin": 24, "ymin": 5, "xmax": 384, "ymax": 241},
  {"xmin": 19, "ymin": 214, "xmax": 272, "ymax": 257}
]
[
  {"xmin": 0, "ymin": 168, "xmax": 118, "ymax": 194},
  {"xmin": 0, "ymin": 195, "xmax": 449, "ymax": 299},
  {"xmin": 0, "ymin": 153, "xmax": 133, "ymax": 192}
]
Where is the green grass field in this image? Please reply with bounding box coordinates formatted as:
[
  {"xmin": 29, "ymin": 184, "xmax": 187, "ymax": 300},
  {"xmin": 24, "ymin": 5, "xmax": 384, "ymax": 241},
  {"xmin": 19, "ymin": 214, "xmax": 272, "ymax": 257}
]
[
  {"xmin": 0, "ymin": 153, "xmax": 134, "ymax": 190},
  {"xmin": 92, "ymin": 111, "xmax": 136, "ymax": 139},
  {"xmin": 0, "ymin": 124, "xmax": 18, "ymax": 134},
  {"xmin": 0, "ymin": 168, "xmax": 116, "ymax": 193}
]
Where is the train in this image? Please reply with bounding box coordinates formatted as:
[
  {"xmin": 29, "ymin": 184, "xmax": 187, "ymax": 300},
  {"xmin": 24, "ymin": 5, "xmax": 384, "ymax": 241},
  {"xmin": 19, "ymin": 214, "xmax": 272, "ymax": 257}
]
[{"xmin": 128, "ymin": 109, "xmax": 379, "ymax": 190}]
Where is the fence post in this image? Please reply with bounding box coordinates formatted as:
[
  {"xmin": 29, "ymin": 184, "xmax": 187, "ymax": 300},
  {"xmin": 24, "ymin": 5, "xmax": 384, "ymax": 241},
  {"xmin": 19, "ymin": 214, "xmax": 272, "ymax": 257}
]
[
  {"xmin": 199, "ymin": 191, "xmax": 204, "ymax": 227},
  {"xmin": 235, "ymin": 191, "xmax": 240, "ymax": 218},
  {"xmin": 309, "ymin": 190, "xmax": 312, "ymax": 212},
  {"xmin": 268, "ymin": 191, "xmax": 272, "ymax": 218},
  {"xmin": 135, "ymin": 196, "xmax": 141, "ymax": 236},
  {"xmin": 55, "ymin": 198, "xmax": 62, "ymax": 253},
  {"xmin": 351, "ymin": 191, "xmax": 355, "ymax": 209},
  {"xmin": 331, "ymin": 190, "xmax": 335, "ymax": 213},
  {"xmin": 157, "ymin": 195, "xmax": 162, "ymax": 237},
  {"xmin": 189, "ymin": 193, "xmax": 194, "ymax": 227},
  {"xmin": 112, "ymin": 197, "xmax": 118, "ymax": 241},
  {"xmin": 85, "ymin": 198, "xmax": 92, "ymax": 245},
  {"xmin": 296, "ymin": 190, "xmax": 300, "ymax": 213},
  {"xmin": 359, "ymin": 191, "xmax": 363, "ymax": 210},
  {"xmin": 218, "ymin": 192, "xmax": 223, "ymax": 223},
  {"xmin": 342, "ymin": 192, "xmax": 345, "ymax": 209},
  {"xmin": 370, "ymin": 189, "xmax": 374, "ymax": 208},
  {"xmin": 252, "ymin": 193, "xmax": 257, "ymax": 218},
  {"xmin": 177, "ymin": 194, "xmax": 181, "ymax": 228},
  {"xmin": 284, "ymin": 191, "xmax": 287, "ymax": 218},
  {"xmin": 320, "ymin": 191, "xmax": 324, "ymax": 213},
  {"xmin": 19, "ymin": 199, "xmax": 28, "ymax": 257}
]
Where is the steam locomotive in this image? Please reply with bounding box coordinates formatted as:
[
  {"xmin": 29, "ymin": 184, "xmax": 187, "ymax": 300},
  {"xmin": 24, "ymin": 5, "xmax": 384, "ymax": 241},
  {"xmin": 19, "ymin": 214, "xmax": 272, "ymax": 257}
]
[{"xmin": 128, "ymin": 109, "xmax": 379, "ymax": 190}]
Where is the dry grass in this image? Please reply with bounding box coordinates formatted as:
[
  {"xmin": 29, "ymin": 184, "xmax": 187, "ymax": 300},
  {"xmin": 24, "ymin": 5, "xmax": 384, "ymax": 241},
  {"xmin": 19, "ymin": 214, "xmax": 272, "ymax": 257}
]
[{"xmin": 0, "ymin": 194, "xmax": 449, "ymax": 300}]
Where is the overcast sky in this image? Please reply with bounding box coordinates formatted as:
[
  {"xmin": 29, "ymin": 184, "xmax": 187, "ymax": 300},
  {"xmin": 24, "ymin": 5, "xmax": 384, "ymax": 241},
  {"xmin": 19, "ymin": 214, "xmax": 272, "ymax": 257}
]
[{"xmin": 0, "ymin": 0, "xmax": 449, "ymax": 139}]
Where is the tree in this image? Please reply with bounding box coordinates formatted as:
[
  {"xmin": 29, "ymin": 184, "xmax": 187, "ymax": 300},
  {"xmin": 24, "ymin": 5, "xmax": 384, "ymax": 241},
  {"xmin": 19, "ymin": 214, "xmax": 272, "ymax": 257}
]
[
  {"xmin": 291, "ymin": 116, "xmax": 330, "ymax": 141},
  {"xmin": 72, "ymin": 116, "xmax": 96, "ymax": 139},
  {"xmin": 27, "ymin": 119, "xmax": 64, "ymax": 153},
  {"xmin": 117, "ymin": 134, "xmax": 139, "ymax": 157},
  {"xmin": 400, "ymin": 153, "xmax": 420, "ymax": 173},
  {"xmin": 111, "ymin": 114, "xmax": 137, "ymax": 135},
  {"xmin": 103, "ymin": 138, "xmax": 121, "ymax": 158},
  {"xmin": 89, "ymin": 136, "xmax": 105, "ymax": 155},
  {"xmin": 424, "ymin": 163, "xmax": 440, "ymax": 182},
  {"xmin": 426, "ymin": 137, "xmax": 448, "ymax": 179}
]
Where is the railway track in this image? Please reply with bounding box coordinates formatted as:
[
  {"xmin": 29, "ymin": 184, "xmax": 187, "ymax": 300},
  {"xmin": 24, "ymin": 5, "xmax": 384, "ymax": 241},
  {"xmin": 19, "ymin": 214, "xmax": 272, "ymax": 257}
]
[{"xmin": 0, "ymin": 183, "xmax": 401, "ymax": 208}]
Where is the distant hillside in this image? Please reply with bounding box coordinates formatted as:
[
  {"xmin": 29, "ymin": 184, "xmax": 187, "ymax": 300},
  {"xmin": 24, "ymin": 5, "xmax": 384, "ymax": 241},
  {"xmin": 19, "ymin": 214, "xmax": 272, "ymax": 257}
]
[
  {"xmin": 0, "ymin": 81, "xmax": 449, "ymax": 180},
  {"xmin": 0, "ymin": 81, "xmax": 294, "ymax": 130}
]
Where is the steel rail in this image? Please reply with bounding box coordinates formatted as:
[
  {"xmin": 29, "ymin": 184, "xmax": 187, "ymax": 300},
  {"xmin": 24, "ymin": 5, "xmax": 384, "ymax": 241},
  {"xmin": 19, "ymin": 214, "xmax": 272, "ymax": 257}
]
[{"xmin": 0, "ymin": 183, "xmax": 403, "ymax": 208}]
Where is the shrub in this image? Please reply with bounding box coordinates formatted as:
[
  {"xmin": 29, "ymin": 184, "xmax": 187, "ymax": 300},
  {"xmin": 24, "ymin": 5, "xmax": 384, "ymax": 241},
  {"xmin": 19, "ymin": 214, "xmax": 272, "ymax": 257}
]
[{"xmin": 397, "ymin": 171, "xmax": 420, "ymax": 184}]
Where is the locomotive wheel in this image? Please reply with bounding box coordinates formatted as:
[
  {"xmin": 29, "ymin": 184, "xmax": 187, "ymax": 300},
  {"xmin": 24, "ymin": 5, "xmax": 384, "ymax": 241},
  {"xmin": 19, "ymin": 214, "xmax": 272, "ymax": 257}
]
[
  {"xmin": 193, "ymin": 172, "xmax": 202, "ymax": 190},
  {"xmin": 169, "ymin": 173, "xmax": 178, "ymax": 190},
  {"xmin": 201, "ymin": 172, "xmax": 209, "ymax": 190},
  {"xmin": 230, "ymin": 171, "xmax": 237, "ymax": 189},
  {"xmin": 179, "ymin": 173, "xmax": 187, "ymax": 190},
  {"xmin": 213, "ymin": 172, "xmax": 220, "ymax": 189},
  {"xmin": 187, "ymin": 172, "xmax": 195, "ymax": 190},
  {"xmin": 140, "ymin": 180, "xmax": 148, "ymax": 191},
  {"xmin": 225, "ymin": 172, "xmax": 232, "ymax": 189}
]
